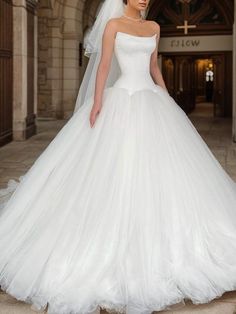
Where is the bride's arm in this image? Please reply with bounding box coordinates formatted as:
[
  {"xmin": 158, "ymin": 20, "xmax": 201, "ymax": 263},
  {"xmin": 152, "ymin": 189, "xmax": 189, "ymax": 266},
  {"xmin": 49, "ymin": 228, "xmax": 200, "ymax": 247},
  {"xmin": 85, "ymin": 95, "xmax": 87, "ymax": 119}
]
[
  {"xmin": 90, "ymin": 20, "xmax": 116, "ymax": 127},
  {"xmin": 150, "ymin": 22, "xmax": 168, "ymax": 91}
]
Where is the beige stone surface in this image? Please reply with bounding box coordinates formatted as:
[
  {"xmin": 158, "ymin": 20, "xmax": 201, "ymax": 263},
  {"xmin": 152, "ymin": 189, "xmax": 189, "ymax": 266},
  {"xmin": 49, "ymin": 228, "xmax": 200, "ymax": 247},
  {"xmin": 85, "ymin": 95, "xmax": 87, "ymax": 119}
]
[
  {"xmin": 0, "ymin": 120, "xmax": 64, "ymax": 188},
  {"xmin": 0, "ymin": 289, "xmax": 47, "ymax": 313},
  {"xmin": 155, "ymin": 294, "xmax": 236, "ymax": 313},
  {"xmin": 1, "ymin": 289, "xmax": 236, "ymax": 314},
  {"xmin": 37, "ymin": 0, "xmax": 99, "ymax": 119},
  {"xmin": 12, "ymin": 0, "xmax": 38, "ymax": 141}
]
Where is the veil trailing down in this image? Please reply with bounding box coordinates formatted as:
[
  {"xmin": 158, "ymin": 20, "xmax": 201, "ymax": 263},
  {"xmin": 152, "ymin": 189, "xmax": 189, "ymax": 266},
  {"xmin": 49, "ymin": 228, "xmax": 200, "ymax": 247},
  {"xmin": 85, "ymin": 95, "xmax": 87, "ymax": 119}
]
[
  {"xmin": 73, "ymin": 0, "xmax": 124, "ymax": 113},
  {"xmin": 73, "ymin": 0, "xmax": 147, "ymax": 114},
  {"xmin": 1, "ymin": 0, "xmax": 236, "ymax": 313}
]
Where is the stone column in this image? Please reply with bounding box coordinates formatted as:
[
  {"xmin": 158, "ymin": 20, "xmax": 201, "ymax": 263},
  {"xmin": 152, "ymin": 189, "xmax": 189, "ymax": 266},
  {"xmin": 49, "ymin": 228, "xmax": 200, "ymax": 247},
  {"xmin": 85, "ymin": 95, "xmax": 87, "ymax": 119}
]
[
  {"xmin": 12, "ymin": 0, "xmax": 28, "ymax": 140},
  {"xmin": 61, "ymin": 0, "xmax": 83, "ymax": 119},
  {"xmin": 233, "ymin": 0, "xmax": 236, "ymax": 142},
  {"xmin": 12, "ymin": 0, "xmax": 37, "ymax": 141},
  {"xmin": 62, "ymin": 34, "xmax": 81, "ymax": 119},
  {"xmin": 48, "ymin": 18, "xmax": 64, "ymax": 119},
  {"xmin": 38, "ymin": 14, "xmax": 64, "ymax": 119}
]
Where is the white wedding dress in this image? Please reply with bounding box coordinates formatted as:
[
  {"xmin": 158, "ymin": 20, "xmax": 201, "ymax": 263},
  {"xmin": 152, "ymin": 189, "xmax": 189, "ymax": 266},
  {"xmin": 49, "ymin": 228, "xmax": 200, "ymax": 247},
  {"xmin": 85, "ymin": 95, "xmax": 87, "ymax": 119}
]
[{"xmin": 1, "ymin": 31, "xmax": 236, "ymax": 314}]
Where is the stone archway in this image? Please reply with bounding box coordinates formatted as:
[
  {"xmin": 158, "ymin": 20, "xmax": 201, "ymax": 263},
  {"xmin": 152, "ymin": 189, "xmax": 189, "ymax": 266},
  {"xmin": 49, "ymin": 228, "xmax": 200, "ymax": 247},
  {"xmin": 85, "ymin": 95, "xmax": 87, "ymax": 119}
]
[{"xmin": 37, "ymin": 0, "xmax": 101, "ymax": 120}]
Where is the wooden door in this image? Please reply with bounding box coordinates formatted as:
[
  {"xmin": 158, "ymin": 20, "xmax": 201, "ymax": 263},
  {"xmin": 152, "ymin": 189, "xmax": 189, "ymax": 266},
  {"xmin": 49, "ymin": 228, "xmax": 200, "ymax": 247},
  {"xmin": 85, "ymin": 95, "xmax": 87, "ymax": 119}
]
[
  {"xmin": 175, "ymin": 56, "xmax": 195, "ymax": 113},
  {"xmin": 163, "ymin": 57, "xmax": 175, "ymax": 96},
  {"xmin": 212, "ymin": 55, "xmax": 225, "ymax": 117},
  {"xmin": 0, "ymin": 0, "xmax": 13, "ymax": 146},
  {"xmin": 162, "ymin": 55, "xmax": 195, "ymax": 114}
]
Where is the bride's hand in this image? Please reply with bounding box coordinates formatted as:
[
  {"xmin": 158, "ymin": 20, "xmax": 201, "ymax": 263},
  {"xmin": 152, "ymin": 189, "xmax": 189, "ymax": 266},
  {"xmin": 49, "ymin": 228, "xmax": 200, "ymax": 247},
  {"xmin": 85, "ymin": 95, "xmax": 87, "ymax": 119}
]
[{"xmin": 90, "ymin": 104, "xmax": 102, "ymax": 128}]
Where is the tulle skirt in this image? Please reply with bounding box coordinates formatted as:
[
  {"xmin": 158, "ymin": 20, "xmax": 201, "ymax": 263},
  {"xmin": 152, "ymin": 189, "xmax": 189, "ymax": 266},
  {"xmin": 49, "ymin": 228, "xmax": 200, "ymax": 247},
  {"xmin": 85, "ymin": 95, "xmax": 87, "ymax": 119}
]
[{"xmin": 1, "ymin": 85, "xmax": 236, "ymax": 314}]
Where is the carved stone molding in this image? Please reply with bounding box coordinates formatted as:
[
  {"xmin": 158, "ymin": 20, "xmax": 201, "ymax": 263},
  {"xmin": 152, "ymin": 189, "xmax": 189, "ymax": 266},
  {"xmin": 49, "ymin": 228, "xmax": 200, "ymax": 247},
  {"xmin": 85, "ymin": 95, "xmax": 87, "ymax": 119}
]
[{"xmin": 26, "ymin": 0, "xmax": 38, "ymax": 14}]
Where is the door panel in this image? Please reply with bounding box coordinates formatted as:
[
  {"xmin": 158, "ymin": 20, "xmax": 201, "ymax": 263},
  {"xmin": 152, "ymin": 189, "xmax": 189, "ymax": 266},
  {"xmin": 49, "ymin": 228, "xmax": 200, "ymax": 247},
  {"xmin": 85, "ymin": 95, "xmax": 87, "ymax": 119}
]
[
  {"xmin": 163, "ymin": 58, "xmax": 174, "ymax": 96},
  {"xmin": 162, "ymin": 53, "xmax": 229, "ymax": 117},
  {"xmin": 175, "ymin": 56, "xmax": 195, "ymax": 113},
  {"xmin": 212, "ymin": 55, "xmax": 225, "ymax": 117},
  {"xmin": 162, "ymin": 55, "xmax": 195, "ymax": 114},
  {"xmin": 0, "ymin": 0, "xmax": 13, "ymax": 146}
]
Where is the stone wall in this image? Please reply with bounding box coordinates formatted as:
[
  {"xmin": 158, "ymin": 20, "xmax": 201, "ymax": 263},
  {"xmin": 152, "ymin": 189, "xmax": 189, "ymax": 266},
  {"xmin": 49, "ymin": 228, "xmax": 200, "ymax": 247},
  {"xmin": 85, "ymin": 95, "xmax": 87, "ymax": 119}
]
[
  {"xmin": 233, "ymin": 0, "xmax": 236, "ymax": 142},
  {"xmin": 12, "ymin": 0, "xmax": 38, "ymax": 141},
  {"xmin": 37, "ymin": 0, "xmax": 101, "ymax": 119}
]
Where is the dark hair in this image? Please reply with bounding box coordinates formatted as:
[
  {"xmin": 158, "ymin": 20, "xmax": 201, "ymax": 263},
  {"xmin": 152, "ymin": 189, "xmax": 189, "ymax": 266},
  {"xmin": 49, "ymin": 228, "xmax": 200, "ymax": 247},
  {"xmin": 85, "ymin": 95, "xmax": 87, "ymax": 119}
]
[{"xmin": 123, "ymin": 0, "xmax": 127, "ymax": 4}]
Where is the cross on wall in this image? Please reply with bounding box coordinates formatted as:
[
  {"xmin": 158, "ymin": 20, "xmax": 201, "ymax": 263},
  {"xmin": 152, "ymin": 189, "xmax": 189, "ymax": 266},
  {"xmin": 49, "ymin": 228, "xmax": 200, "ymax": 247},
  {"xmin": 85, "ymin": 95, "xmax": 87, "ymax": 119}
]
[{"xmin": 177, "ymin": 20, "xmax": 197, "ymax": 35}]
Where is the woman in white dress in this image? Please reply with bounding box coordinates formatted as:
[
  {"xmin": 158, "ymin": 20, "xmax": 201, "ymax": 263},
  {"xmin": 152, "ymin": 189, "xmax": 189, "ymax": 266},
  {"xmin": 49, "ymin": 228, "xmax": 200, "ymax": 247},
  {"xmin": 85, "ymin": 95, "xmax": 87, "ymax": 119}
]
[{"xmin": 0, "ymin": 0, "xmax": 236, "ymax": 313}]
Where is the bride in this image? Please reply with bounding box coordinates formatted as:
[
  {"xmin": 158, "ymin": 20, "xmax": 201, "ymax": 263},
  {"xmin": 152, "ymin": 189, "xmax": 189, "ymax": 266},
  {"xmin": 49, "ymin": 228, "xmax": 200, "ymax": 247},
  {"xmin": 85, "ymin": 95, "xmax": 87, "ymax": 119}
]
[{"xmin": 1, "ymin": 0, "xmax": 236, "ymax": 313}]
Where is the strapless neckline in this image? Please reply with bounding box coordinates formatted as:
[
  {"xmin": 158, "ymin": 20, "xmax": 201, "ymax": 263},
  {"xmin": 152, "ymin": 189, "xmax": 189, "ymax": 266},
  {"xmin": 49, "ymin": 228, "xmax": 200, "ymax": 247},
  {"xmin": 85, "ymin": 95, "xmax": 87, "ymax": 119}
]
[
  {"xmin": 116, "ymin": 31, "xmax": 157, "ymax": 39},
  {"xmin": 113, "ymin": 29, "xmax": 158, "ymax": 94}
]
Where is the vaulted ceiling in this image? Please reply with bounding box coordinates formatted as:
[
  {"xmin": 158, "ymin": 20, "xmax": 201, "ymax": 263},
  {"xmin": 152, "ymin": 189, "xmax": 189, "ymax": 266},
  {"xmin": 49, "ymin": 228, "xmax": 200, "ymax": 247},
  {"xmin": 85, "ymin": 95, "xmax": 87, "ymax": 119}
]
[{"xmin": 147, "ymin": 0, "xmax": 234, "ymax": 37}]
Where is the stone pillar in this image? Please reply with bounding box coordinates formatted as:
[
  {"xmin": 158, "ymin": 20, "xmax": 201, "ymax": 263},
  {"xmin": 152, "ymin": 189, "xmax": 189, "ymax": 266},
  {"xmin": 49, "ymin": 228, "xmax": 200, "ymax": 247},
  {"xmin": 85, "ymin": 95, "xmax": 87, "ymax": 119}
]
[
  {"xmin": 233, "ymin": 0, "xmax": 236, "ymax": 142},
  {"xmin": 38, "ymin": 14, "xmax": 64, "ymax": 119},
  {"xmin": 61, "ymin": 0, "xmax": 83, "ymax": 119},
  {"xmin": 37, "ymin": 0, "xmax": 93, "ymax": 118},
  {"xmin": 12, "ymin": 0, "xmax": 37, "ymax": 141},
  {"xmin": 12, "ymin": 0, "xmax": 28, "ymax": 140},
  {"xmin": 62, "ymin": 34, "xmax": 81, "ymax": 119},
  {"xmin": 51, "ymin": 19, "xmax": 64, "ymax": 119}
]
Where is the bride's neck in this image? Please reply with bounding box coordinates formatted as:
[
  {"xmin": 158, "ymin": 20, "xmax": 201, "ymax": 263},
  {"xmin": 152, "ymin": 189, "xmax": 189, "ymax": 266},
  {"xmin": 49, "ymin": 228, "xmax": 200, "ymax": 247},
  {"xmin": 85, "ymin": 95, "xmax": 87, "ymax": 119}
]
[{"xmin": 123, "ymin": 6, "xmax": 141, "ymax": 19}]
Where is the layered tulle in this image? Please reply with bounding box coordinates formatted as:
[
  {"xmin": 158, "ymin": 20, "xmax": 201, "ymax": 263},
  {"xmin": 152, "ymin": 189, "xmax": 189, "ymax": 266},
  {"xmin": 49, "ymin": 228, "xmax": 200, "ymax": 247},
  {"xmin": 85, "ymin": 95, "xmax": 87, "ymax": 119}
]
[{"xmin": 1, "ymin": 85, "xmax": 236, "ymax": 314}]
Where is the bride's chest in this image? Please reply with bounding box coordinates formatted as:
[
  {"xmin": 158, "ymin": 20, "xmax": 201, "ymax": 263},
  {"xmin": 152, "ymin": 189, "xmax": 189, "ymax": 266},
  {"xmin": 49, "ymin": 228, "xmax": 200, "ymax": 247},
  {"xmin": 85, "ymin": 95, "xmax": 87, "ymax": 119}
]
[{"xmin": 114, "ymin": 32, "xmax": 157, "ymax": 57}]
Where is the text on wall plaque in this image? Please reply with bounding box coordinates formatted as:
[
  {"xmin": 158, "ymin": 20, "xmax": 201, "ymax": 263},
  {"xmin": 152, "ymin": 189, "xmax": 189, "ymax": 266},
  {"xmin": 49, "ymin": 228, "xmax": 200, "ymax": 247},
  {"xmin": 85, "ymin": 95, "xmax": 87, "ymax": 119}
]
[{"xmin": 170, "ymin": 39, "xmax": 200, "ymax": 48}]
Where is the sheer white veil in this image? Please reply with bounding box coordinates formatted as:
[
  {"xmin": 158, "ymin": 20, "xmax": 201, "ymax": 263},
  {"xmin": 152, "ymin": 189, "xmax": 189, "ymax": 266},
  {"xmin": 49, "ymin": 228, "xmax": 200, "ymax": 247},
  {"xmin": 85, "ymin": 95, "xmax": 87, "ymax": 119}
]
[{"xmin": 73, "ymin": 0, "xmax": 146, "ymax": 114}]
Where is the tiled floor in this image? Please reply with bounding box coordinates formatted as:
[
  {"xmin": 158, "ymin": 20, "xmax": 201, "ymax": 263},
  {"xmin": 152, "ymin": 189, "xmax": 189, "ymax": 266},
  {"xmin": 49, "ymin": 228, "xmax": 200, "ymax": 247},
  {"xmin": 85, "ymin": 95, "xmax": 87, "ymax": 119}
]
[{"xmin": 0, "ymin": 115, "xmax": 236, "ymax": 313}]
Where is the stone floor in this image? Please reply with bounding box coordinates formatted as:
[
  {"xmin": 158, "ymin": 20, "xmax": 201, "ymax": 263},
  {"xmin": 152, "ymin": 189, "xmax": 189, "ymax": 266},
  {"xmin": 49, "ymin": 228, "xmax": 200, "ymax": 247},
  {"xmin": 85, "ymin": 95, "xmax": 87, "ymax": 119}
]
[
  {"xmin": 0, "ymin": 289, "xmax": 236, "ymax": 314},
  {"xmin": 0, "ymin": 119, "xmax": 65, "ymax": 188},
  {"xmin": 190, "ymin": 102, "xmax": 214, "ymax": 117},
  {"xmin": 0, "ymin": 114, "xmax": 236, "ymax": 313}
]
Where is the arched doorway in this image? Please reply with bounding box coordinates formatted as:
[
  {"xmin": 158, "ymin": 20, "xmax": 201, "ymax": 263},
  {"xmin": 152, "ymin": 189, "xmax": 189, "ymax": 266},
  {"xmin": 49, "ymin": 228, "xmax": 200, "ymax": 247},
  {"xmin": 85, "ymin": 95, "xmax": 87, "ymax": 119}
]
[
  {"xmin": 147, "ymin": 0, "xmax": 234, "ymax": 118},
  {"xmin": 162, "ymin": 52, "xmax": 232, "ymax": 117}
]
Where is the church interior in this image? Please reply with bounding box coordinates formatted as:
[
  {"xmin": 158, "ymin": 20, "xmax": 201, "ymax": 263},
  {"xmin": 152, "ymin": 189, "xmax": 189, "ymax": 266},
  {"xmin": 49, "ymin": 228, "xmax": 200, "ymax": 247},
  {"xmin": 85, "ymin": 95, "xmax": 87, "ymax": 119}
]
[{"xmin": 1, "ymin": 0, "xmax": 236, "ymax": 313}]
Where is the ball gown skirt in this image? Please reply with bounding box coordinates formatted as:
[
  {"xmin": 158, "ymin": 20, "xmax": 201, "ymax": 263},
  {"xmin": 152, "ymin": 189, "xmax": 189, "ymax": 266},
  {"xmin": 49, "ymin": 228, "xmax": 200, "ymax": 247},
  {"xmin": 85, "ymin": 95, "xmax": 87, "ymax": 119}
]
[{"xmin": 0, "ymin": 31, "xmax": 236, "ymax": 314}]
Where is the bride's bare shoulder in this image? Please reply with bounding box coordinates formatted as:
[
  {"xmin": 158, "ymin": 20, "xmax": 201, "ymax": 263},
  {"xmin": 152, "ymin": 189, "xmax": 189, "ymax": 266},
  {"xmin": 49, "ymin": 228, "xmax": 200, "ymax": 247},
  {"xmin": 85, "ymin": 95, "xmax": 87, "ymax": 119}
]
[
  {"xmin": 105, "ymin": 17, "xmax": 123, "ymax": 30},
  {"xmin": 103, "ymin": 18, "xmax": 121, "ymax": 35},
  {"xmin": 145, "ymin": 20, "xmax": 160, "ymax": 34}
]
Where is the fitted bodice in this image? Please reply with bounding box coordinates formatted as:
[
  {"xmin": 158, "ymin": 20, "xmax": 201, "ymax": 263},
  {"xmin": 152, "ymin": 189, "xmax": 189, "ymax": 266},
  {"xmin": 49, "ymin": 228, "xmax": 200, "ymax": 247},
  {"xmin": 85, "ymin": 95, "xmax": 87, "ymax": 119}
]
[{"xmin": 113, "ymin": 31, "xmax": 158, "ymax": 94}]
